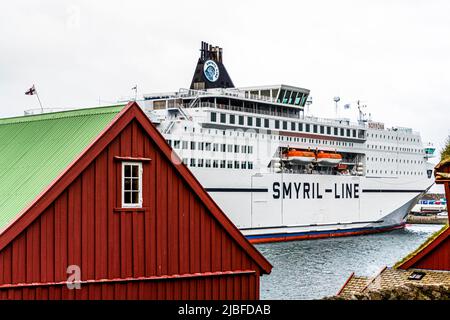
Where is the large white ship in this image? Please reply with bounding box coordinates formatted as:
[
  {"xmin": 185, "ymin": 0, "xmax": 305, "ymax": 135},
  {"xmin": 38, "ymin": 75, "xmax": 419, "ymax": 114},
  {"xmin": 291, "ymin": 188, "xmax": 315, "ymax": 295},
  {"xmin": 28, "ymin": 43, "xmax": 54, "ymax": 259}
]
[{"xmin": 139, "ymin": 42, "xmax": 435, "ymax": 243}]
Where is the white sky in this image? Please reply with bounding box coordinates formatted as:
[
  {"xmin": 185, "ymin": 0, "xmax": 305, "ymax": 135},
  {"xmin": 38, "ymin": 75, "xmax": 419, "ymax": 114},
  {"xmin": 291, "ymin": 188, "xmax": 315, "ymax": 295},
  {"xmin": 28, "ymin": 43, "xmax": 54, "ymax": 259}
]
[{"xmin": 1, "ymin": 1, "xmax": 449, "ymax": 191}]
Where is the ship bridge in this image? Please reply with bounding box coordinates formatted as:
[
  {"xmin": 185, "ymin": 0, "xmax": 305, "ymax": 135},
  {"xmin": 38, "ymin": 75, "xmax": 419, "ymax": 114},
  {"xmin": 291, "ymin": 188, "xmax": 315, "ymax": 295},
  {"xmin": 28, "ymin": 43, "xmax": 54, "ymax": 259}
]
[{"xmin": 238, "ymin": 85, "xmax": 310, "ymax": 108}]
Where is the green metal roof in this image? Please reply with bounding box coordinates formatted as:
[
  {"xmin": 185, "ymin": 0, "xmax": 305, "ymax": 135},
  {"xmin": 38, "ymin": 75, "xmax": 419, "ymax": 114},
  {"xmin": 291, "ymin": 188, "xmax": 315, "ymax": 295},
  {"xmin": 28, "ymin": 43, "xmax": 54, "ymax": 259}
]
[{"xmin": 0, "ymin": 105, "xmax": 124, "ymax": 231}]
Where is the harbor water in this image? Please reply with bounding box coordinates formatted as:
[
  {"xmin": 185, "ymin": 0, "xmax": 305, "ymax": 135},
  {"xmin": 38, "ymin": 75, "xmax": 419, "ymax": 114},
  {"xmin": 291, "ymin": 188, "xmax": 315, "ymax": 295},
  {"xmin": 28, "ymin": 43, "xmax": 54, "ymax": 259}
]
[{"xmin": 257, "ymin": 224, "xmax": 443, "ymax": 300}]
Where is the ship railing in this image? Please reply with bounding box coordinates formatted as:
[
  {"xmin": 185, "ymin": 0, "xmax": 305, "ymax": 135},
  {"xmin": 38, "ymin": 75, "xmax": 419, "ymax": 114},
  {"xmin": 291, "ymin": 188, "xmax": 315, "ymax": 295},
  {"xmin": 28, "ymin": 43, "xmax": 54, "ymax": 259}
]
[
  {"xmin": 278, "ymin": 168, "xmax": 362, "ymax": 176},
  {"xmin": 192, "ymin": 101, "xmax": 299, "ymax": 119},
  {"xmin": 302, "ymin": 115, "xmax": 364, "ymax": 128},
  {"xmin": 177, "ymin": 88, "xmax": 278, "ymax": 104},
  {"xmin": 24, "ymin": 108, "xmax": 72, "ymax": 115},
  {"xmin": 194, "ymin": 102, "xmax": 369, "ymax": 130}
]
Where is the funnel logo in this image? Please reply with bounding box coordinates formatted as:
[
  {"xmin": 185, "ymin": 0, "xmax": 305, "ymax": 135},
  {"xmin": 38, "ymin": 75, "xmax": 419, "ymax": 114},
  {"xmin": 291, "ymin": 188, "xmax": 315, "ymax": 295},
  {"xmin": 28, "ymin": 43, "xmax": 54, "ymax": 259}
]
[{"xmin": 204, "ymin": 60, "xmax": 220, "ymax": 82}]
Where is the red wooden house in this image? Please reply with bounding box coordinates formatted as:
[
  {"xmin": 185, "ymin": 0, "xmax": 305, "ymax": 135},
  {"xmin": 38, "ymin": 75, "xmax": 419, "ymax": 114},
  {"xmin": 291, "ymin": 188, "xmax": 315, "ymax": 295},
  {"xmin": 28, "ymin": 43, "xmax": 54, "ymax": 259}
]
[
  {"xmin": 0, "ymin": 102, "xmax": 272, "ymax": 300},
  {"xmin": 397, "ymin": 158, "xmax": 450, "ymax": 271}
]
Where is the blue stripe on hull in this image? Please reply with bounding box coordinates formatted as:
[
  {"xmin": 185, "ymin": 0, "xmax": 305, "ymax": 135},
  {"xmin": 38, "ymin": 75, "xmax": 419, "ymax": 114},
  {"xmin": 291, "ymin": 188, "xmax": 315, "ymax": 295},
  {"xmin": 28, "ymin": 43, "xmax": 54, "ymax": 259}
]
[{"xmin": 245, "ymin": 223, "xmax": 405, "ymax": 241}]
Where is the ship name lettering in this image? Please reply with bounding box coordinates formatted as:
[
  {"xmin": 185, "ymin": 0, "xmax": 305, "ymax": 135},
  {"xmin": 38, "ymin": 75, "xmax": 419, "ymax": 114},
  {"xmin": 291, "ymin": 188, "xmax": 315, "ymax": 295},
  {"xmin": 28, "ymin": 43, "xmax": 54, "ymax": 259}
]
[
  {"xmin": 273, "ymin": 182, "xmax": 359, "ymax": 199},
  {"xmin": 334, "ymin": 183, "xmax": 360, "ymax": 199},
  {"xmin": 272, "ymin": 182, "xmax": 324, "ymax": 199}
]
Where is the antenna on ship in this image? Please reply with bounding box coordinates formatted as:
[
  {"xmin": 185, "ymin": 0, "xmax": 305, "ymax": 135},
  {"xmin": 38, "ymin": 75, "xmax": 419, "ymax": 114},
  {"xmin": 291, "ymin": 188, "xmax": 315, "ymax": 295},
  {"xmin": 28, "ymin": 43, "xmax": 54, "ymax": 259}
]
[
  {"xmin": 356, "ymin": 100, "xmax": 369, "ymax": 123},
  {"xmin": 132, "ymin": 85, "xmax": 138, "ymax": 101},
  {"xmin": 333, "ymin": 96, "xmax": 340, "ymax": 118},
  {"xmin": 305, "ymin": 96, "xmax": 313, "ymax": 117}
]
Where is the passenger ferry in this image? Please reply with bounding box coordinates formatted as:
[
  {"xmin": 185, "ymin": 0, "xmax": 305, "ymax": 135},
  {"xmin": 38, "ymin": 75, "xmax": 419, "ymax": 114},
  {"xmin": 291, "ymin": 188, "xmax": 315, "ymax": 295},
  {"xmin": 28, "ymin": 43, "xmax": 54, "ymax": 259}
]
[{"xmin": 138, "ymin": 42, "xmax": 435, "ymax": 243}]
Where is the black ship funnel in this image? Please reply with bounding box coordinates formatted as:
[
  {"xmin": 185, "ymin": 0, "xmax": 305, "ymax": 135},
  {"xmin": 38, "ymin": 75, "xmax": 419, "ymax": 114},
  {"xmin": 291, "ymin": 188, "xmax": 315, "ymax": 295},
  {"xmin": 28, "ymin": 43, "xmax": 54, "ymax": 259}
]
[{"xmin": 190, "ymin": 41, "xmax": 234, "ymax": 90}]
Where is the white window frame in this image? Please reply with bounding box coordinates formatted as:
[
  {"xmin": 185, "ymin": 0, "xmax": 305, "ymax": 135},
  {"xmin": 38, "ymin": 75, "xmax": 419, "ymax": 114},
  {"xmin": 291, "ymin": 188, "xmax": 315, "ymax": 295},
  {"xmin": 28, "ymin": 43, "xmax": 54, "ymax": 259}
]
[{"xmin": 121, "ymin": 161, "xmax": 143, "ymax": 209}]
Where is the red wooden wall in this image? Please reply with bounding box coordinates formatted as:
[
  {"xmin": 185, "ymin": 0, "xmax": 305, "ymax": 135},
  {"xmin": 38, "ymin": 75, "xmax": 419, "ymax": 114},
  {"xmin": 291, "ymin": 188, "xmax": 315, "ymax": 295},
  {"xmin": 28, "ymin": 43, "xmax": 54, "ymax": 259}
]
[
  {"xmin": 398, "ymin": 182, "xmax": 450, "ymax": 271},
  {"xmin": 407, "ymin": 235, "xmax": 450, "ymax": 271},
  {"xmin": 0, "ymin": 119, "xmax": 261, "ymax": 300}
]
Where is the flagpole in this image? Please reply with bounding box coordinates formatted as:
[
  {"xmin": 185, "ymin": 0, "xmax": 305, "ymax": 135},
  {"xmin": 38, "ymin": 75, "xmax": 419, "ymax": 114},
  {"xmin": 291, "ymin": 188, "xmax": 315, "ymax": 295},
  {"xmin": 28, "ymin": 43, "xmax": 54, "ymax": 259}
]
[{"xmin": 35, "ymin": 90, "xmax": 44, "ymax": 113}]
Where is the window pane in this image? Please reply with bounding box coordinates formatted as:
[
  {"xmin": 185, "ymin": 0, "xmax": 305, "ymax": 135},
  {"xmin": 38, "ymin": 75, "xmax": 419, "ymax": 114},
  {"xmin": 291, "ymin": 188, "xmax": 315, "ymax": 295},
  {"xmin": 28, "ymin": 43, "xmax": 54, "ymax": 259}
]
[
  {"xmin": 132, "ymin": 178, "xmax": 139, "ymax": 191},
  {"xmin": 124, "ymin": 178, "xmax": 131, "ymax": 191},
  {"xmin": 277, "ymin": 89, "xmax": 285, "ymax": 103},
  {"xmin": 132, "ymin": 165, "xmax": 139, "ymax": 177},
  {"xmin": 283, "ymin": 91, "xmax": 291, "ymax": 104},
  {"xmin": 124, "ymin": 165, "xmax": 131, "ymax": 177},
  {"xmin": 272, "ymin": 89, "xmax": 279, "ymax": 101},
  {"xmin": 124, "ymin": 191, "xmax": 131, "ymax": 204},
  {"xmin": 131, "ymin": 192, "xmax": 139, "ymax": 204}
]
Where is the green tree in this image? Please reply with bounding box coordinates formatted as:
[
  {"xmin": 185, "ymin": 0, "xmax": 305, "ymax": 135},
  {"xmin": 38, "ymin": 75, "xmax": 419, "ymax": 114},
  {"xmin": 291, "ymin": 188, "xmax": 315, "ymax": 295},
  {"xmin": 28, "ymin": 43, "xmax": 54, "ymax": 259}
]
[{"xmin": 442, "ymin": 136, "xmax": 450, "ymax": 160}]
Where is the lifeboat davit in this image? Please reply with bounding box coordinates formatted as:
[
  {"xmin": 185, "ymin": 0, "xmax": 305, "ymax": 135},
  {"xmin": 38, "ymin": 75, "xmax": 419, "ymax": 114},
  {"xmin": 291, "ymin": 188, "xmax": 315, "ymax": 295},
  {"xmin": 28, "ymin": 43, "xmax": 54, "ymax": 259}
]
[
  {"xmin": 316, "ymin": 151, "xmax": 342, "ymax": 166},
  {"xmin": 285, "ymin": 150, "xmax": 315, "ymax": 163}
]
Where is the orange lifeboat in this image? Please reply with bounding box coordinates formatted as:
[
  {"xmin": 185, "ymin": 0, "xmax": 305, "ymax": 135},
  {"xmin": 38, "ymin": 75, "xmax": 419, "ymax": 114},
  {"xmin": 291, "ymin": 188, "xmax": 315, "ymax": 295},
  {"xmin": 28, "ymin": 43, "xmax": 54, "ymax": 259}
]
[
  {"xmin": 285, "ymin": 149, "xmax": 316, "ymax": 163},
  {"xmin": 316, "ymin": 151, "xmax": 342, "ymax": 166}
]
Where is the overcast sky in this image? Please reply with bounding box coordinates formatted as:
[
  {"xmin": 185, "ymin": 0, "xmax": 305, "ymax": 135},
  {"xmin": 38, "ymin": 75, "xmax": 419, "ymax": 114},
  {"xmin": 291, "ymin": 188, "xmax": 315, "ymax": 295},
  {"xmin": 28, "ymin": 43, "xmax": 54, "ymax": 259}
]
[{"xmin": 1, "ymin": 1, "xmax": 449, "ymax": 190}]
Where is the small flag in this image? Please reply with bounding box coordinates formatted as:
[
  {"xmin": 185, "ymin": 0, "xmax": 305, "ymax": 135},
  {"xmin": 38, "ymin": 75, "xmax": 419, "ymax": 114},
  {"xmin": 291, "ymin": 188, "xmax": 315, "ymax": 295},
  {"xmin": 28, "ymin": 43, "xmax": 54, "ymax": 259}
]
[
  {"xmin": 344, "ymin": 104, "xmax": 351, "ymax": 109},
  {"xmin": 25, "ymin": 85, "xmax": 36, "ymax": 95}
]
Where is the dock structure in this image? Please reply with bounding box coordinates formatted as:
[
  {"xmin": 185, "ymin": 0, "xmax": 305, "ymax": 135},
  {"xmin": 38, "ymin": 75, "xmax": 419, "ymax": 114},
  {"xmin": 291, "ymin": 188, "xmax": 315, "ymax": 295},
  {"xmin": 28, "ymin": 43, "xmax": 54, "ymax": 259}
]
[
  {"xmin": 0, "ymin": 102, "xmax": 271, "ymax": 300},
  {"xmin": 406, "ymin": 214, "xmax": 448, "ymax": 225},
  {"xmin": 337, "ymin": 157, "xmax": 450, "ymax": 299}
]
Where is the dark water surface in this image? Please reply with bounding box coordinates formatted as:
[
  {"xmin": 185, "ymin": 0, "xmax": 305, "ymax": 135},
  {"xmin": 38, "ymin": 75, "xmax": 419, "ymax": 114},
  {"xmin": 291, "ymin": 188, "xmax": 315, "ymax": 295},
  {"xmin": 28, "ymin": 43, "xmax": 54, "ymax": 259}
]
[{"xmin": 257, "ymin": 224, "xmax": 443, "ymax": 300}]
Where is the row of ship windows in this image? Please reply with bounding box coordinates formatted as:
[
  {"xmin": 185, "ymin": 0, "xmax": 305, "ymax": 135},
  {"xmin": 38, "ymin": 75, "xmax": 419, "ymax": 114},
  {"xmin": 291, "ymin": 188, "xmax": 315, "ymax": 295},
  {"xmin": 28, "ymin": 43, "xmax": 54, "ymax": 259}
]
[
  {"xmin": 369, "ymin": 133, "xmax": 419, "ymax": 143},
  {"xmin": 167, "ymin": 140, "xmax": 254, "ymax": 154},
  {"xmin": 368, "ymin": 170, "xmax": 425, "ymax": 176},
  {"xmin": 182, "ymin": 158, "xmax": 254, "ymax": 169},
  {"xmin": 183, "ymin": 127, "xmax": 356, "ymax": 148},
  {"xmin": 368, "ymin": 157, "xmax": 424, "ymax": 164},
  {"xmin": 275, "ymin": 136, "xmax": 355, "ymax": 147},
  {"xmin": 367, "ymin": 144, "xmax": 422, "ymax": 153},
  {"xmin": 210, "ymin": 112, "xmax": 362, "ymax": 138}
]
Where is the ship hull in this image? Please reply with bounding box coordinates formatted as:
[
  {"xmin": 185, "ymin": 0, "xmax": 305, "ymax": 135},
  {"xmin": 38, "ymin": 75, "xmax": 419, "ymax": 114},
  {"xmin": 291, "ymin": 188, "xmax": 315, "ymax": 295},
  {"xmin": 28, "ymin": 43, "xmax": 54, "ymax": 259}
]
[
  {"xmin": 191, "ymin": 168, "xmax": 432, "ymax": 243},
  {"xmin": 247, "ymin": 223, "xmax": 406, "ymax": 244}
]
